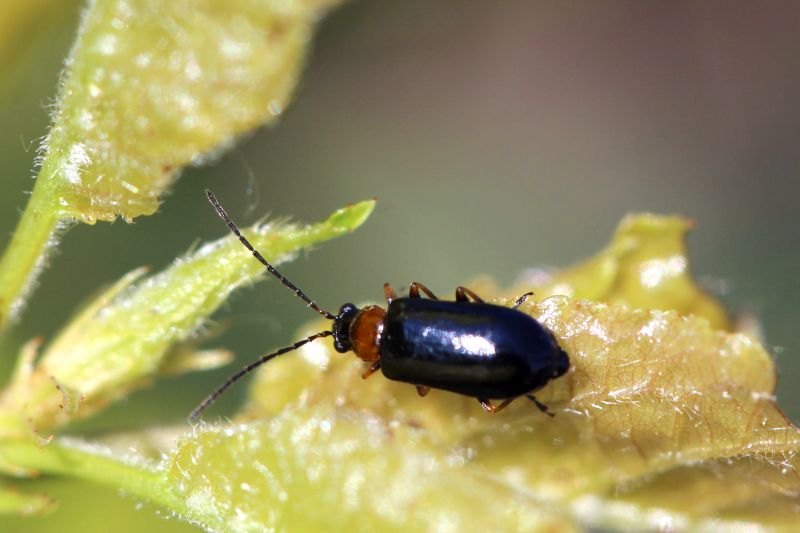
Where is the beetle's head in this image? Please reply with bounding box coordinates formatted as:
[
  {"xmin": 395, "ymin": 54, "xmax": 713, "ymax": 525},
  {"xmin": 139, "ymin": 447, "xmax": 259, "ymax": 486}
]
[{"xmin": 332, "ymin": 303, "xmax": 359, "ymax": 353}]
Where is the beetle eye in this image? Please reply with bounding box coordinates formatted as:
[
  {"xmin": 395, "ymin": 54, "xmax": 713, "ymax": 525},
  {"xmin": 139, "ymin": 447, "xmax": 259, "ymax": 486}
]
[{"xmin": 339, "ymin": 303, "xmax": 357, "ymax": 315}]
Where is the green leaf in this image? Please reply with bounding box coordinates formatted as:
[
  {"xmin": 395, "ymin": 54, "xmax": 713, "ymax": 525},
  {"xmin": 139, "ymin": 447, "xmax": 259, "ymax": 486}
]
[
  {"xmin": 0, "ymin": 199, "xmax": 375, "ymax": 435},
  {"xmin": 0, "ymin": 0, "xmax": 343, "ymax": 328},
  {"xmin": 43, "ymin": 0, "xmax": 342, "ymax": 223},
  {"xmin": 509, "ymin": 213, "xmax": 731, "ymax": 330},
  {"xmin": 167, "ymin": 407, "xmax": 578, "ymax": 532}
]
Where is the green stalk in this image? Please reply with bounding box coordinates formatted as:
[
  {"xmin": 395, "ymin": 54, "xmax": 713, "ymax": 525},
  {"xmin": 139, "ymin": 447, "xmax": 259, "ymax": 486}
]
[
  {"xmin": 0, "ymin": 168, "xmax": 64, "ymax": 329},
  {"xmin": 0, "ymin": 437, "xmax": 188, "ymax": 517}
]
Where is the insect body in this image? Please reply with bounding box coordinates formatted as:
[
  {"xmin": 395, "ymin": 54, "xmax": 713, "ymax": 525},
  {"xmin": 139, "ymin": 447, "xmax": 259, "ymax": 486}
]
[{"xmin": 190, "ymin": 191, "xmax": 570, "ymax": 420}]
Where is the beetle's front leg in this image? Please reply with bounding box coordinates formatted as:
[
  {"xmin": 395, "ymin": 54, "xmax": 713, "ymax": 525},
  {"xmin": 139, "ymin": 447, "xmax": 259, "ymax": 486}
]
[{"xmin": 384, "ymin": 283, "xmax": 397, "ymax": 304}]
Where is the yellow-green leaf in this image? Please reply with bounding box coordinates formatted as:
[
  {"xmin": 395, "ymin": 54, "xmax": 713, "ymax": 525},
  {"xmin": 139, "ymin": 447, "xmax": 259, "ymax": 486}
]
[
  {"xmin": 169, "ymin": 407, "xmax": 578, "ymax": 532},
  {"xmin": 44, "ymin": 0, "xmax": 342, "ymax": 223},
  {"xmin": 0, "ymin": 199, "xmax": 375, "ymax": 435},
  {"xmin": 510, "ymin": 214, "xmax": 731, "ymax": 330},
  {"xmin": 0, "ymin": 0, "xmax": 342, "ymax": 328}
]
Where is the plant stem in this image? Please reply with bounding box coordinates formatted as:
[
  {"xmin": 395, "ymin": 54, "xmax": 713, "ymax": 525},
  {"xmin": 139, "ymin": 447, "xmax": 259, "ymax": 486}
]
[
  {"xmin": 0, "ymin": 437, "xmax": 189, "ymax": 517},
  {"xmin": 0, "ymin": 173, "xmax": 64, "ymax": 330}
]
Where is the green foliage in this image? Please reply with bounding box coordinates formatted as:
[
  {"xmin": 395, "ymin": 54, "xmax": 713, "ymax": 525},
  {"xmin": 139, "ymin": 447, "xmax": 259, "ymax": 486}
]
[
  {"xmin": 169, "ymin": 406, "xmax": 573, "ymax": 532},
  {"xmin": 0, "ymin": 199, "xmax": 374, "ymax": 524},
  {"xmin": 0, "ymin": 0, "xmax": 342, "ymax": 328},
  {"xmin": 0, "ymin": 200, "xmax": 374, "ymax": 434},
  {"xmin": 513, "ymin": 213, "xmax": 730, "ymax": 329}
]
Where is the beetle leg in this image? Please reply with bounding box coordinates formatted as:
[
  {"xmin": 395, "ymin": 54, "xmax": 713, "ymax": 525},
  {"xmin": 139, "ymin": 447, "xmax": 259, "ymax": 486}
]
[
  {"xmin": 525, "ymin": 395, "xmax": 555, "ymax": 417},
  {"xmin": 361, "ymin": 360, "xmax": 381, "ymax": 379},
  {"xmin": 409, "ymin": 282, "xmax": 438, "ymax": 300},
  {"xmin": 455, "ymin": 286, "xmax": 484, "ymax": 303},
  {"xmin": 384, "ymin": 283, "xmax": 397, "ymax": 304},
  {"xmin": 478, "ymin": 397, "xmax": 515, "ymax": 413},
  {"xmin": 512, "ymin": 291, "xmax": 535, "ymax": 309},
  {"xmin": 416, "ymin": 385, "xmax": 430, "ymax": 397}
]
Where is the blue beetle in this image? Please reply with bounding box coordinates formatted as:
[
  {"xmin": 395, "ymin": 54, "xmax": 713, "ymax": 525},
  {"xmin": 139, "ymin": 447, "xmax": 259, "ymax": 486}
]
[{"xmin": 190, "ymin": 191, "xmax": 570, "ymax": 420}]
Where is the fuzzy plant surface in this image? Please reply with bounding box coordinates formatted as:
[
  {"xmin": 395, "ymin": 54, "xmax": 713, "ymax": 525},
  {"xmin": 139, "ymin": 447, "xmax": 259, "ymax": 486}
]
[
  {"xmin": 0, "ymin": 1, "xmax": 798, "ymax": 533},
  {"xmin": 0, "ymin": 0, "xmax": 343, "ymax": 328}
]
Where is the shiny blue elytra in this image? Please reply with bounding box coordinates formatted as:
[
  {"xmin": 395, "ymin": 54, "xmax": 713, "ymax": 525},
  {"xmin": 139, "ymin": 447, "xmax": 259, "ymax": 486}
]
[{"xmin": 381, "ymin": 298, "xmax": 570, "ymax": 400}]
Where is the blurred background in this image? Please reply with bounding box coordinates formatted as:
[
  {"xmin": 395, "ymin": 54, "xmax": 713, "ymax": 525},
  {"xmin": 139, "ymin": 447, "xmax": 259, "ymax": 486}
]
[{"xmin": 1, "ymin": 1, "xmax": 798, "ymax": 530}]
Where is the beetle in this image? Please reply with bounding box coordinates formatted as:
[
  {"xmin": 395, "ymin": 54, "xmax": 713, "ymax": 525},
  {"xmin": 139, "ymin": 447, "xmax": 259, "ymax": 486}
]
[{"xmin": 190, "ymin": 191, "xmax": 570, "ymax": 421}]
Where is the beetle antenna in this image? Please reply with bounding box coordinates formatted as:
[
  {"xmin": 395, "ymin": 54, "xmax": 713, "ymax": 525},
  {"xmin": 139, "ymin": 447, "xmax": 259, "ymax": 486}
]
[
  {"xmin": 190, "ymin": 330, "xmax": 334, "ymax": 421},
  {"xmin": 206, "ymin": 190, "xmax": 336, "ymax": 320}
]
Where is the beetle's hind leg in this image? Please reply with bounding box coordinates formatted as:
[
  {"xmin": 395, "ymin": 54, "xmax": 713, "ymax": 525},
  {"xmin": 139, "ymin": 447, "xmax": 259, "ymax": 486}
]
[
  {"xmin": 479, "ymin": 396, "xmax": 556, "ymax": 416},
  {"xmin": 455, "ymin": 286, "xmax": 484, "ymax": 303},
  {"xmin": 409, "ymin": 282, "xmax": 438, "ymax": 299},
  {"xmin": 525, "ymin": 395, "xmax": 555, "ymax": 417},
  {"xmin": 477, "ymin": 397, "xmax": 516, "ymax": 413},
  {"xmin": 512, "ymin": 291, "xmax": 534, "ymax": 309}
]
